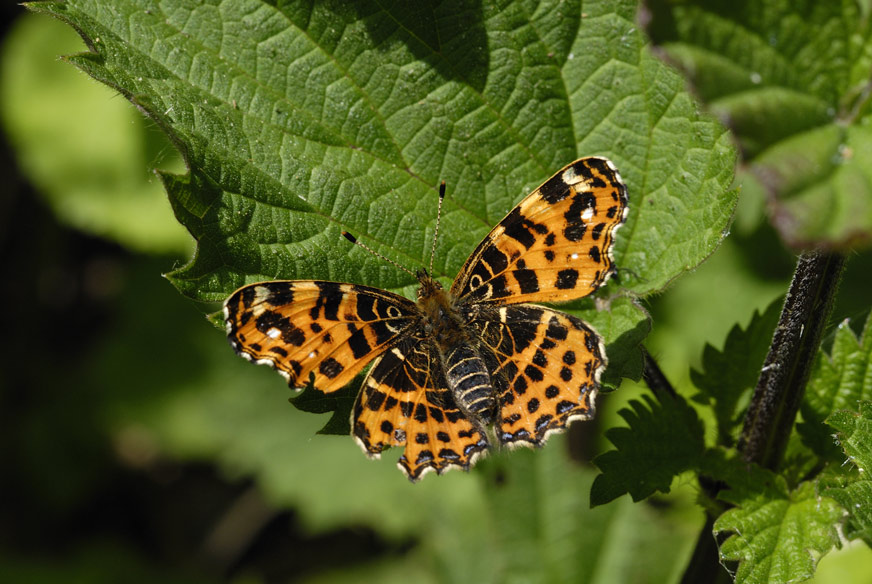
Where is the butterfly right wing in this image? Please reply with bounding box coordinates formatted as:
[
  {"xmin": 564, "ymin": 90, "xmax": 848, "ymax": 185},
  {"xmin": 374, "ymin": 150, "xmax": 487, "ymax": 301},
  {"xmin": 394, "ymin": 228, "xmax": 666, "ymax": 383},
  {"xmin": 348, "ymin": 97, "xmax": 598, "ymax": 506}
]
[
  {"xmin": 224, "ymin": 281, "xmax": 419, "ymax": 393},
  {"xmin": 352, "ymin": 335, "xmax": 490, "ymax": 481},
  {"xmin": 450, "ymin": 157, "xmax": 628, "ymax": 305}
]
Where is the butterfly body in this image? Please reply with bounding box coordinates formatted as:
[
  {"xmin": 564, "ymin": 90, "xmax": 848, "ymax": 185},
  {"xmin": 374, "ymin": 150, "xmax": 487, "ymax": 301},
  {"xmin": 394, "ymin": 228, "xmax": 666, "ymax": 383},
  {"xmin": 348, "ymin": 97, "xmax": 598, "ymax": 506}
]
[{"xmin": 225, "ymin": 157, "xmax": 629, "ymax": 480}]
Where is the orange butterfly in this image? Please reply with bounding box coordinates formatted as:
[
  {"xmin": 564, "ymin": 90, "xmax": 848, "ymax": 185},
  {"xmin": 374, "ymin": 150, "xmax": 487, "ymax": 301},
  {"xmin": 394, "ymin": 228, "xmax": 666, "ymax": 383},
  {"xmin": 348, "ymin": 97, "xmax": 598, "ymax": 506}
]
[{"xmin": 224, "ymin": 157, "xmax": 628, "ymax": 480}]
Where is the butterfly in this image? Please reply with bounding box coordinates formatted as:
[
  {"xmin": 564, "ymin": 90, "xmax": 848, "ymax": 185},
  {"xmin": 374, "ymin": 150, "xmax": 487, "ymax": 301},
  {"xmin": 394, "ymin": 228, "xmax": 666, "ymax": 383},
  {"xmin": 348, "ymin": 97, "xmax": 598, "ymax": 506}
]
[{"xmin": 224, "ymin": 157, "xmax": 629, "ymax": 480}]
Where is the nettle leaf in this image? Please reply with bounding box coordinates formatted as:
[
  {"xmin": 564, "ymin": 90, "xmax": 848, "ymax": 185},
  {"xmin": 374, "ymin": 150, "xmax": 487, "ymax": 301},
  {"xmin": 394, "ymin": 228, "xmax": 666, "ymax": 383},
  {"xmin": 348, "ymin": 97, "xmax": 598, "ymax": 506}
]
[
  {"xmin": 647, "ymin": 0, "xmax": 872, "ymax": 248},
  {"xmin": 822, "ymin": 402, "xmax": 872, "ymax": 545},
  {"xmin": 290, "ymin": 380, "xmax": 359, "ymax": 436},
  {"xmin": 799, "ymin": 313, "xmax": 872, "ymax": 461},
  {"xmin": 585, "ymin": 296, "xmax": 651, "ymax": 389},
  {"xmin": 36, "ymin": 0, "xmax": 736, "ymax": 307},
  {"xmin": 714, "ymin": 479, "xmax": 843, "ymax": 584},
  {"xmin": 691, "ymin": 299, "xmax": 782, "ymax": 447},
  {"xmin": 590, "ymin": 392, "xmax": 705, "ymax": 505}
]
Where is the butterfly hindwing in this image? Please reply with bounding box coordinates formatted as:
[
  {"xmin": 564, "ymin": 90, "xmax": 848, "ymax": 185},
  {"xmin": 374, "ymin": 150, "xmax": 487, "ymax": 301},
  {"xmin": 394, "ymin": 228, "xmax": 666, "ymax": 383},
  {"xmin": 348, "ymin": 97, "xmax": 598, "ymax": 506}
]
[
  {"xmin": 224, "ymin": 281, "xmax": 418, "ymax": 393},
  {"xmin": 352, "ymin": 336, "xmax": 490, "ymax": 480},
  {"xmin": 451, "ymin": 157, "xmax": 628, "ymax": 305},
  {"xmin": 470, "ymin": 304, "xmax": 606, "ymax": 445}
]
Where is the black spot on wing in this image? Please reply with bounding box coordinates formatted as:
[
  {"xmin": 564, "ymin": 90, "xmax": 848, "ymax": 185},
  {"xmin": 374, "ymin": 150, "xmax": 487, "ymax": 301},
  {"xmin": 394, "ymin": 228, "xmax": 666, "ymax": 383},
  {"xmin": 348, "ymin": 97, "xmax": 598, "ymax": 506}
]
[
  {"xmin": 555, "ymin": 269, "xmax": 578, "ymax": 289},
  {"xmin": 313, "ymin": 282, "xmax": 343, "ymax": 321},
  {"xmin": 546, "ymin": 317, "xmax": 568, "ymax": 341},
  {"xmin": 256, "ymin": 311, "xmax": 305, "ymax": 346},
  {"xmin": 538, "ymin": 171, "xmax": 570, "ymax": 203},
  {"xmin": 319, "ymin": 357, "xmax": 344, "ymax": 379},
  {"xmin": 589, "ymin": 245, "xmax": 601, "ymax": 264},
  {"xmin": 513, "ymin": 269, "xmax": 539, "ymax": 294},
  {"xmin": 501, "ymin": 207, "xmax": 536, "ymax": 249},
  {"xmin": 264, "ymin": 286, "xmax": 294, "ymax": 306},
  {"xmin": 591, "ymin": 222, "xmax": 605, "ymax": 241},
  {"xmin": 482, "ymin": 245, "xmax": 509, "ymax": 274},
  {"xmin": 346, "ymin": 323, "xmax": 372, "ymax": 359},
  {"xmin": 356, "ymin": 293, "xmax": 378, "ymax": 321}
]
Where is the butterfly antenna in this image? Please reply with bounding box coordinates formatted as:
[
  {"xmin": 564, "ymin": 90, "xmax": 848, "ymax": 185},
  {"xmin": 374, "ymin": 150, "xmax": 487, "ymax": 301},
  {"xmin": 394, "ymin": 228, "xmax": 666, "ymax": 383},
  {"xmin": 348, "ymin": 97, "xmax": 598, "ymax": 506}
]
[
  {"xmin": 341, "ymin": 231, "xmax": 417, "ymax": 278},
  {"xmin": 428, "ymin": 181, "xmax": 446, "ymax": 275}
]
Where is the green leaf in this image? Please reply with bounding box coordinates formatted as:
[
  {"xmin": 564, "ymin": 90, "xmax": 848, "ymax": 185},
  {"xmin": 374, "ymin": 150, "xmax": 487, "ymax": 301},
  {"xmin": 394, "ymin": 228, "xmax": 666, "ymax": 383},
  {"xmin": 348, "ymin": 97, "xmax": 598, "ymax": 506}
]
[
  {"xmin": 591, "ymin": 392, "xmax": 705, "ymax": 505},
  {"xmin": 584, "ymin": 295, "xmax": 651, "ymax": 389},
  {"xmin": 799, "ymin": 313, "xmax": 872, "ymax": 461},
  {"xmin": 291, "ymin": 380, "xmax": 359, "ymax": 436},
  {"xmin": 714, "ymin": 479, "xmax": 843, "ymax": 584},
  {"xmin": 36, "ymin": 0, "xmax": 737, "ymax": 314},
  {"xmin": 646, "ymin": 0, "xmax": 872, "ymax": 248},
  {"xmin": 691, "ymin": 298, "xmax": 782, "ymax": 447},
  {"xmin": 822, "ymin": 402, "xmax": 872, "ymax": 545}
]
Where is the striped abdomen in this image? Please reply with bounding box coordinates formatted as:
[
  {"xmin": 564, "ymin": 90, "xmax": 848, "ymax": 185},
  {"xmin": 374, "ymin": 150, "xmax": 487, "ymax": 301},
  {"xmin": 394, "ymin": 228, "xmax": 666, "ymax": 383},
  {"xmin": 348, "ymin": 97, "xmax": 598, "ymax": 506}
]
[{"xmin": 444, "ymin": 344, "xmax": 496, "ymax": 421}]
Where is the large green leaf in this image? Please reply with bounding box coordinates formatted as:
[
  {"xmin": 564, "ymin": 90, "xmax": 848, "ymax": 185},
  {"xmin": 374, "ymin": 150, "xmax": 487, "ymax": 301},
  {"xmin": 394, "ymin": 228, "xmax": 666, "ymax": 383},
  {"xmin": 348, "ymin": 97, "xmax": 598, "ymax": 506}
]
[
  {"xmin": 647, "ymin": 0, "xmax": 872, "ymax": 248},
  {"xmin": 35, "ymin": 0, "xmax": 736, "ymax": 315},
  {"xmin": 714, "ymin": 479, "xmax": 843, "ymax": 584}
]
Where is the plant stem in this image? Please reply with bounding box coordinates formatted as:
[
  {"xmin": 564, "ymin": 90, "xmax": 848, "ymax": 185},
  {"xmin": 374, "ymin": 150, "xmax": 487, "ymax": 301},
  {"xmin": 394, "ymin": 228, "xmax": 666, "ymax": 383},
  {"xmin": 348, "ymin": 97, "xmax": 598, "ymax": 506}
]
[
  {"xmin": 641, "ymin": 346, "xmax": 677, "ymax": 399},
  {"xmin": 679, "ymin": 249, "xmax": 845, "ymax": 584},
  {"xmin": 738, "ymin": 249, "xmax": 846, "ymax": 470}
]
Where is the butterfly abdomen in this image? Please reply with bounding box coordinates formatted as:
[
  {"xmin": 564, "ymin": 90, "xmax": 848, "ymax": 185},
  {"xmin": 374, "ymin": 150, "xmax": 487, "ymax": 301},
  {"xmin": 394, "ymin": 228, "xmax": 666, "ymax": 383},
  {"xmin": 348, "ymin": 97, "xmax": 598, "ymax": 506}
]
[{"xmin": 444, "ymin": 344, "xmax": 496, "ymax": 421}]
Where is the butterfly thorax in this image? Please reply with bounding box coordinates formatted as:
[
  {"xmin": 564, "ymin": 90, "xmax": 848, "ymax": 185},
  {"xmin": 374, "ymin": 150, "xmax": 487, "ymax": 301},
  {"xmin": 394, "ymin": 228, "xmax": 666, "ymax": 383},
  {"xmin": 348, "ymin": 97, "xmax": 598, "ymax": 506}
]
[{"xmin": 415, "ymin": 270, "xmax": 497, "ymax": 423}]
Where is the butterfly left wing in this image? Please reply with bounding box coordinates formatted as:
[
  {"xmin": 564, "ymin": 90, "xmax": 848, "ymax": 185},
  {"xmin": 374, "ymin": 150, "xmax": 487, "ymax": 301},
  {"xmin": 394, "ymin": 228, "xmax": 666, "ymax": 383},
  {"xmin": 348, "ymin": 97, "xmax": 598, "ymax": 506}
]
[
  {"xmin": 469, "ymin": 304, "xmax": 606, "ymax": 445},
  {"xmin": 451, "ymin": 157, "xmax": 628, "ymax": 305},
  {"xmin": 224, "ymin": 281, "xmax": 419, "ymax": 393},
  {"xmin": 352, "ymin": 335, "xmax": 490, "ymax": 480}
]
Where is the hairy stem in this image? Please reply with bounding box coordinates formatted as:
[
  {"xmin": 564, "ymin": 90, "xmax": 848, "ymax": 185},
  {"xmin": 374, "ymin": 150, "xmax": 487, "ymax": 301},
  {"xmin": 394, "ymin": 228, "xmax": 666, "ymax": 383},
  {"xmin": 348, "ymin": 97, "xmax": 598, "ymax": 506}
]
[
  {"xmin": 679, "ymin": 250, "xmax": 845, "ymax": 583},
  {"xmin": 738, "ymin": 249, "xmax": 846, "ymax": 470},
  {"xmin": 641, "ymin": 346, "xmax": 677, "ymax": 399}
]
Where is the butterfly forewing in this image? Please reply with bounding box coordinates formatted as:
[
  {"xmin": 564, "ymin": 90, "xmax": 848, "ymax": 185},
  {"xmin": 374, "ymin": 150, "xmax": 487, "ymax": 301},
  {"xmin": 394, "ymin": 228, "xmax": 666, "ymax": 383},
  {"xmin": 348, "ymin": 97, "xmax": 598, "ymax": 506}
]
[
  {"xmin": 224, "ymin": 281, "xmax": 418, "ymax": 392},
  {"xmin": 451, "ymin": 157, "xmax": 628, "ymax": 305},
  {"xmin": 470, "ymin": 305, "xmax": 605, "ymax": 445},
  {"xmin": 352, "ymin": 336, "xmax": 490, "ymax": 480}
]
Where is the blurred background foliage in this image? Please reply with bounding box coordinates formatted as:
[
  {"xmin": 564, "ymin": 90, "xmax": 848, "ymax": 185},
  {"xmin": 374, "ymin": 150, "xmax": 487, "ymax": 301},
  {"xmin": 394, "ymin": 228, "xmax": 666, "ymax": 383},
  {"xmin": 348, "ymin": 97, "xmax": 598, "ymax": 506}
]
[{"xmin": 2, "ymin": 3, "xmax": 872, "ymax": 583}]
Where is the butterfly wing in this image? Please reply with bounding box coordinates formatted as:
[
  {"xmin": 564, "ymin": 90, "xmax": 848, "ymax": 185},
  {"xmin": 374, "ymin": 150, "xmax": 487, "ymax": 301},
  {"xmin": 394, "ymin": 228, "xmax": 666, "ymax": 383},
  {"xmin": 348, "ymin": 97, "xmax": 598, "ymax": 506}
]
[
  {"xmin": 450, "ymin": 157, "xmax": 628, "ymax": 305},
  {"xmin": 470, "ymin": 304, "xmax": 606, "ymax": 445},
  {"xmin": 224, "ymin": 281, "xmax": 419, "ymax": 392},
  {"xmin": 352, "ymin": 335, "xmax": 490, "ymax": 480}
]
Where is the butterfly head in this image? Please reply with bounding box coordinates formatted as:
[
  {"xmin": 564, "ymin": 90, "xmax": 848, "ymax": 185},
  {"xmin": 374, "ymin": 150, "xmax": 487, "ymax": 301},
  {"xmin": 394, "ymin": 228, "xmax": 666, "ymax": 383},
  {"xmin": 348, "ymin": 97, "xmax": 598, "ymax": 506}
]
[{"xmin": 415, "ymin": 268, "xmax": 443, "ymax": 299}]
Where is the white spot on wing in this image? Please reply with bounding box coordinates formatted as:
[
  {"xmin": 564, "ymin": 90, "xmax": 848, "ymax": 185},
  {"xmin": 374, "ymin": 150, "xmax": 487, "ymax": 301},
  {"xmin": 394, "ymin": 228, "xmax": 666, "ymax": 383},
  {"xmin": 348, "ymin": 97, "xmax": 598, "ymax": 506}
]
[{"xmin": 267, "ymin": 327, "xmax": 281, "ymax": 339}]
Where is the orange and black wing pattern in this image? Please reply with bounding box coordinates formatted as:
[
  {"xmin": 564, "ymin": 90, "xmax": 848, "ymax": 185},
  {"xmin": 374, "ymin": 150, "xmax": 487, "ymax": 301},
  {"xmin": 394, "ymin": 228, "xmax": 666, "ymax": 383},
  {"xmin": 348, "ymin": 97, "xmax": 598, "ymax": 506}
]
[
  {"xmin": 224, "ymin": 281, "xmax": 419, "ymax": 393},
  {"xmin": 470, "ymin": 304, "xmax": 606, "ymax": 446},
  {"xmin": 352, "ymin": 336, "xmax": 490, "ymax": 480},
  {"xmin": 451, "ymin": 157, "xmax": 628, "ymax": 305}
]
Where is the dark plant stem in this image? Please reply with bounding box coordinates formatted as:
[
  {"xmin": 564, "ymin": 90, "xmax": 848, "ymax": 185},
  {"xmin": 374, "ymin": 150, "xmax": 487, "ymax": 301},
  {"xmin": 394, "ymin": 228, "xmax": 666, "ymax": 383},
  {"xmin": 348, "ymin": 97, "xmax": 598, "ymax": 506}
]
[
  {"xmin": 641, "ymin": 346, "xmax": 677, "ymax": 399},
  {"xmin": 678, "ymin": 249, "xmax": 845, "ymax": 583},
  {"xmin": 738, "ymin": 249, "xmax": 846, "ymax": 470}
]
